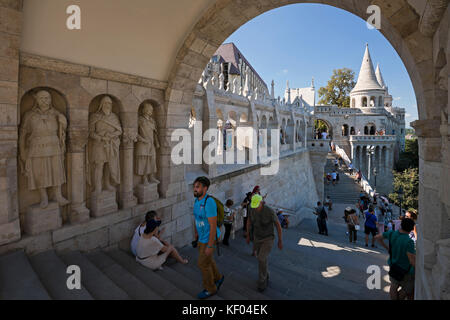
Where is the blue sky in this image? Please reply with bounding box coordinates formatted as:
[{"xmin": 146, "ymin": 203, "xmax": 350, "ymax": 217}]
[{"xmin": 224, "ymin": 3, "xmax": 418, "ymax": 128}]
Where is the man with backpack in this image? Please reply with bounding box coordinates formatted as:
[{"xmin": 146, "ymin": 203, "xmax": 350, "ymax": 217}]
[
  {"xmin": 192, "ymin": 176, "xmax": 224, "ymax": 299},
  {"xmin": 314, "ymin": 201, "xmax": 328, "ymax": 236},
  {"xmin": 375, "ymin": 218, "xmax": 416, "ymax": 300}
]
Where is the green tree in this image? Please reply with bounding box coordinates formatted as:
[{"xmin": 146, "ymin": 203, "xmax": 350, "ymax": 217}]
[
  {"xmin": 395, "ymin": 138, "xmax": 419, "ymax": 172},
  {"xmin": 318, "ymin": 68, "xmax": 356, "ymax": 108},
  {"xmin": 389, "ymin": 168, "xmax": 419, "ymax": 211},
  {"xmin": 314, "ymin": 119, "xmax": 328, "ymax": 132}
]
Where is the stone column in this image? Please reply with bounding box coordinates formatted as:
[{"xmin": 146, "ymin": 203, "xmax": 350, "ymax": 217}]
[
  {"xmin": 119, "ymin": 123, "xmax": 138, "ymax": 210},
  {"xmin": 0, "ymin": 0, "xmax": 22, "ymax": 245},
  {"xmin": 378, "ymin": 146, "xmax": 382, "ymax": 173},
  {"xmin": 67, "ymin": 130, "xmax": 90, "ymax": 223},
  {"xmin": 412, "ymin": 119, "xmax": 446, "ymax": 299},
  {"xmin": 357, "ymin": 145, "xmax": 362, "ymax": 171}
]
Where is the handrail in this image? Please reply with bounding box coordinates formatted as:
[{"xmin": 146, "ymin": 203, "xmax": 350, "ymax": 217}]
[{"xmin": 334, "ymin": 143, "xmax": 376, "ymax": 198}]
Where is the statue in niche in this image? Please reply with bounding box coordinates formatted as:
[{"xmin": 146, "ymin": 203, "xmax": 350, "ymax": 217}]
[
  {"xmin": 88, "ymin": 96, "xmax": 122, "ymax": 195},
  {"xmin": 19, "ymin": 90, "xmax": 70, "ymax": 209},
  {"xmin": 135, "ymin": 102, "xmax": 160, "ymax": 185}
]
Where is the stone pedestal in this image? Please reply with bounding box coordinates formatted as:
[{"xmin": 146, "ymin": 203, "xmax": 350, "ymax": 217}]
[
  {"xmin": 119, "ymin": 191, "xmax": 137, "ymax": 209},
  {"xmin": 90, "ymin": 191, "xmax": 118, "ymax": 217},
  {"xmin": 25, "ymin": 202, "xmax": 62, "ymax": 236},
  {"xmin": 136, "ymin": 183, "xmax": 159, "ymax": 204},
  {"xmin": 70, "ymin": 205, "xmax": 90, "ymax": 224}
]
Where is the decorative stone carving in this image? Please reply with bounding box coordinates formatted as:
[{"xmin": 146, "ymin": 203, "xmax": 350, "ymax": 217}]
[
  {"xmin": 135, "ymin": 103, "xmax": 160, "ymax": 185},
  {"xmin": 19, "ymin": 90, "xmax": 70, "ymax": 209},
  {"xmin": 135, "ymin": 102, "xmax": 160, "ymax": 204},
  {"xmin": 88, "ymin": 96, "xmax": 122, "ymax": 195},
  {"xmin": 232, "ymin": 78, "xmax": 238, "ymax": 94},
  {"xmin": 219, "ymin": 73, "xmax": 225, "ymax": 90}
]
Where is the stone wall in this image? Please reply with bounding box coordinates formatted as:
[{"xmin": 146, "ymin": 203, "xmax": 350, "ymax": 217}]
[{"xmin": 0, "ymin": 53, "xmax": 324, "ymax": 256}]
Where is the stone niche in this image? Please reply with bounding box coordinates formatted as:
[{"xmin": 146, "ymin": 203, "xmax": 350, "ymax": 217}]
[
  {"xmin": 18, "ymin": 87, "xmax": 69, "ymax": 235},
  {"xmin": 133, "ymin": 100, "xmax": 162, "ymax": 204},
  {"xmin": 86, "ymin": 94, "xmax": 123, "ymax": 217}
]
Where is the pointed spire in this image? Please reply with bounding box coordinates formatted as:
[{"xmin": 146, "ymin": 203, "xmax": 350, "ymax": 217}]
[
  {"xmin": 311, "ymin": 77, "xmax": 315, "ymax": 88},
  {"xmin": 352, "ymin": 44, "xmax": 383, "ymax": 93},
  {"xmin": 375, "ymin": 63, "xmax": 386, "ymax": 88},
  {"xmin": 286, "ymin": 80, "xmax": 290, "ymax": 90}
]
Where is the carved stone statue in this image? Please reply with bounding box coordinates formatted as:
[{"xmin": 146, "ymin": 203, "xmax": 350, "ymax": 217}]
[
  {"xmin": 135, "ymin": 103, "xmax": 160, "ymax": 185},
  {"xmin": 19, "ymin": 90, "xmax": 70, "ymax": 209},
  {"xmin": 88, "ymin": 96, "xmax": 122, "ymax": 195},
  {"xmin": 219, "ymin": 73, "xmax": 225, "ymax": 90},
  {"xmin": 232, "ymin": 78, "xmax": 238, "ymax": 94}
]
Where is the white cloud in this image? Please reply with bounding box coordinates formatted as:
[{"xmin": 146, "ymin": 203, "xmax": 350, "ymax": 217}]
[{"xmin": 282, "ymin": 69, "xmax": 289, "ymax": 74}]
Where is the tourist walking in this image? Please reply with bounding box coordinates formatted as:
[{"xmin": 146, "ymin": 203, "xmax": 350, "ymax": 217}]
[
  {"xmin": 375, "ymin": 218, "xmax": 416, "ymax": 300},
  {"xmin": 364, "ymin": 206, "xmax": 378, "ymax": 247},
  {"xmin": 192, "ymin": 176, "xmax": 224, "ymax": 299},
  {"xmin": 314, "ymin": 202, "xmax": 328, "ymax": 236},
  {"xmin": 346, "ymin": 208, "xmax": 359, "ymax": 243},
  {"xmin": 246, "ymin": 194, "xmax": 283, "ymax": 292},
  {"xmin": 222, "ymin": 199, "xmax": 235, "ymax": 246},
  {"xmin": 325, "ymin": 195, "xmax": 332, "ymax": 211},
  {"xmin": 136, "ymin": 219, "xmax": 188, "ymax": 271},
  {"xmin": 375, "ymin": 204, "xmax": 385, "ymax": 234},
  {"xmin": 405, "ymin": 211, "xmax": 418, "ymax": 243},
  {"xmin": 241, "ymin": 192, "xmax": 252, "ymax": 237},
  {"xmin": 331, "ymin": 170, "xmax": 337, "ymax": 186}
]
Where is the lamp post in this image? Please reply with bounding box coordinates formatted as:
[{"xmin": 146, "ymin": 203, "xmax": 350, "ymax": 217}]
[
  {"xmin": 367, "ymin": 145, "xmax": 376, "ymax": 181},
  {"xmin": 373, "ymin": 167, "xmax": 377, "ymax": 192},
  {"xmin": 398, "ymin": 186, "xmax": 404, "ymax": 218}
]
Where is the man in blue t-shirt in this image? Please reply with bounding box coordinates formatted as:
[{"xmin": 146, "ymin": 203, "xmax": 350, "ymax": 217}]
[
  {"xmin": 364, "ymin": 205, "xmax": 378, "ymax": 247},
  {"xmin": 192, "ymin": 176, "xmax": 223, "ymax": 299},
  {"xmin": 375, "ymin": 218, "xmax": 416, "ymax": 300}
]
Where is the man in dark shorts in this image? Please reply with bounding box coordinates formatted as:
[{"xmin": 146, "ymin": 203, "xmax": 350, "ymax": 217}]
[{"xmin": 364, "ymin": 205, "xmax": 378, "ymax": 247}]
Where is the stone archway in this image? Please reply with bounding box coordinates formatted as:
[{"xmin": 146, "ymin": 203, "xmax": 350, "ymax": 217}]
[{"xmin": 161, "ymin": 0, "xmax": 446, "ymax": 300}]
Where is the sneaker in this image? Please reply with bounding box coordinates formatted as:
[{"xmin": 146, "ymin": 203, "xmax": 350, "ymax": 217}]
[
  {"xmin": 197, "ymin": 289, "xmax": 216, "ymax": 299},
  {"xmin": 215, "ymin": 276, "xmax": 225, "ymax": 290}
]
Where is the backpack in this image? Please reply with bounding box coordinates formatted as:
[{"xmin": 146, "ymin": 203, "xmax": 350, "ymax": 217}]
[{"xmin": 205, "ymin": 195, "xmax": 225, "ymax": 227}]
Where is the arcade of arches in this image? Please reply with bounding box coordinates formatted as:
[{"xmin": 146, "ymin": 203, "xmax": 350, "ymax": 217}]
[{"xmin": 0, "ymin": 0, "xmax": 448, "ymax": 299}]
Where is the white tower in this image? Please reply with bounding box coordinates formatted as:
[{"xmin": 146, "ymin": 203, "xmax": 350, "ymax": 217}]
[{"xmin": 350, "ymin": 44, "xmax": 386, "ymax": 112}]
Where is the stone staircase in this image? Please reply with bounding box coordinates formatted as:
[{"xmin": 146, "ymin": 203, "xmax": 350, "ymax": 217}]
[
  {"xmin": 0, "ymin": 216, "xmax": 390, "ymax": 300},
  {"xmin": 324, "ymin": 153, "xmax": 362, "ymax": 205}
]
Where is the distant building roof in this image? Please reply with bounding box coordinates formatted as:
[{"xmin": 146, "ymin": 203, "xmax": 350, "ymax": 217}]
[
  {"xmin": 352, "ymin": 44, "xmax": 384, "ymax": 93},
  {"xmin": 214, "ymin": 43, "xmax": 268, "ymax": 89}
]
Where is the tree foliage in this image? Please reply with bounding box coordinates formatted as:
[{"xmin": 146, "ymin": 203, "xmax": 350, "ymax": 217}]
[
  {"xmin": 389, "ymin": 168, "xmax": 419, "ymax": 211},
  {"xmin": 314, "ymin": 119, "xmax": 328, "ymax": 132},
  {"xmin": 395, "ymin": 138, "xmax": 419, "ymax": 172},
  {"xmin": 318, "ymin": 68, "xmax": 356, "ymax": 108}
]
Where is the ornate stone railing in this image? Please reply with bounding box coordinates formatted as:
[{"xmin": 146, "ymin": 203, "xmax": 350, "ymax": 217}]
[{"xmin": 349, "ymin": 135, "xmax": 396, "ymax": 142}]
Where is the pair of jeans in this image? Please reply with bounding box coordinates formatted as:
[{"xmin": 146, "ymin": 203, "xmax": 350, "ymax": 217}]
[
  {"xmin": 223, "ymin": 223, "xmax": 232, "ymax": 245},
  {"xmin": 253, "ymin": 237, "xmax": 274, "ymax": 290},
  {"xmin": 317, "ymin": 218, "xmax": 328, "ymax": 235},
  {"xmin": 197, "ymin": 243, "xmax": 222, "ymax": 293},
  {"xmin": 348, "ymin": 225, "xmax": 357, "ymax": 242}
]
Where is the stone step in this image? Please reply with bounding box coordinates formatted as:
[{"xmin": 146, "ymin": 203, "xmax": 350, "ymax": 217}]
[
  {"xmin": 169, "ymin": 257, "xmax": 249, "ymax": 300},
  {"xmin": 57, "ymin": 251, "xmax": 130, "ymax": 300},
  {"xmin": 194, "ymin": 245, "xmax": 291, "ymax": 300},
  {"xmin": 86, "ymin": 250, "xmax": 163, "ymax": 300},
  {"xmin": 229, "ymin": 227, "xmax": 387, "ymax": 299},
  {"xmin": 157, "ymin": 263, "xmax": 223, "ymax": 300},
  {"xmin": 218, "ymin": 239, "xmax": 354, "ymax": 300},
  {"xmin": 106, "ymin": 249, "xmax": 193, "ymax": 300},
  {"xmin": 179, "ymin": 246, "xmax": 270, "ymax": 300},
  {"xmin": 29, "ymin": 250, "xmax": 93, "ymax": 300},
  {"xmin": 0, "ymin": 250, "xmax": 51, "ymax": 300}
]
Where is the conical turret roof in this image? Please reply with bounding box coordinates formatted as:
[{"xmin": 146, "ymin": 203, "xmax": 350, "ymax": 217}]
[
  {"xmin": 352, "ymin": 44, "xmax": 383, "ymax": 93},
  {"xmin": 375, "ymin": 63, "xmax": 386, "ymax": 88}
]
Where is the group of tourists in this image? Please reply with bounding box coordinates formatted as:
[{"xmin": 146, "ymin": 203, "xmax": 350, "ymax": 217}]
[
  {"xmin": 128, "ymin": 169, "xmax": 417, "ymax": 300},
  {"xmin": 128, "ymin": 177, "xmax": 285, "ymax": 299}
]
